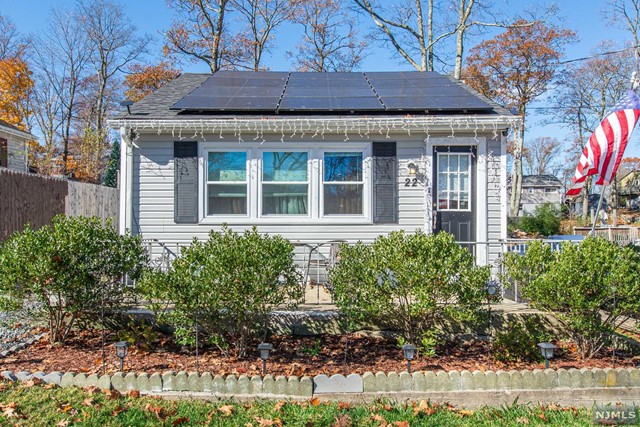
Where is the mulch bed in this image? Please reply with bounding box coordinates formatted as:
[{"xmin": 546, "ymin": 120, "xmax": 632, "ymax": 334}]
[{"xmin": 2, "ymin": 329, "xmax": 638, "ymax": 377}]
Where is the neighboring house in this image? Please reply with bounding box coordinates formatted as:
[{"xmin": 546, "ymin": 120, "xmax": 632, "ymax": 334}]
[
  {"xmin": 617, "ymin": 170, "xmax": 640, "ymax": 208},
  {"xmin": 0, "ymin": 119, "xmax": 31, "ymax": 172},
  {"xmin": 109, "ymin": 71, "xmax": 518, "ymax": 267},
  {"xmin": 508, "ymin": 174, "xmax": 562, "ymax": 216}
]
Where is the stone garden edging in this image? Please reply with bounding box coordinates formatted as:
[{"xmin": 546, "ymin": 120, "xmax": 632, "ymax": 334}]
[
  {"xmin": 1, "ymin": 367, "xmax": 639, "ymax": 404},
  {"xmin": 0, "ymin": 333, "xmax": 46, "ymax": 358}
]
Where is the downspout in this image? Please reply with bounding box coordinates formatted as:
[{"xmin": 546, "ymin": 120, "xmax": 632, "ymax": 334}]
[{"xmin": 119, "ymin": 127, "xmax": 134, "ymax": 235}]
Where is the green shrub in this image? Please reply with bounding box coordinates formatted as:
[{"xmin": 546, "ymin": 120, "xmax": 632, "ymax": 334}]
[
  {"xmin": 329, "ymin": 231, "xmax": 492, "ymax": 352},
  {"xmin": 137, "ymin": 226, "xmax": 302, "ymax": 358},
  {"xmin": 519, "ymin": 203, "xmax": 561, "ymax": 236},
  {"xmin": 0, "ymin": 215, "xmax": 147, "ymax": 344},
  {"xmin": 502, "ymin": 237, "xmax": 640, "ymax": 359},
  {"xmin": 493, "ymin": 316, "xmax": 553, "ymax": 363}
]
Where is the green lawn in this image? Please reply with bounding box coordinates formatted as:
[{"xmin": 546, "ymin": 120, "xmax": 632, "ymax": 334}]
[{"xmin": 0, "ymin": 381, "xmax": 594, "ymax": 426}]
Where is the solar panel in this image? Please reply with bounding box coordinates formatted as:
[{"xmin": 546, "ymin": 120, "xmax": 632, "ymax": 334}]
[
  {"xmin": 171, "ymin": 71, "xmax": 287, "ymax": 111},
  {"xmin": 279, "ymin": 72, "xmax": 383, "ymax": 111},
  {"xmin": 366, "ymin": 72, "xmax": 494, "ymax": 111},
  {"xmin": 171, "ymin": 71, "xmax": 496, "ymax": 113}
]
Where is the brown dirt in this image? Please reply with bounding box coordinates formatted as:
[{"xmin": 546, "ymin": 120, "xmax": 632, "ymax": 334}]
[{"xmin": 2, "ymin": 329, "xmax": 638, "ymax": 376}]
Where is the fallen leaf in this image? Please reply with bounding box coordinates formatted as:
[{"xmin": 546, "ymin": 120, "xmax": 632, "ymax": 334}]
[
  {"xmin": 145, "ymin": 403, "xmax": 168, "ymax": 420},
  {"xmin": 56, "ymin": 420, "xmax": 70, "ymax": 427},
  {"xmin": 459, "ymin": 409, "xmax": 474, "ymax": 417},
  {"xmin": 126, "ymin": 390, "xmax": 141, "ymax": 398},
  {"xmin": 413, "ymin": 400, "xmax": 435, "ymax": 416},
  {"xmin": 255, "ymin": 417, "xmax": 276, "ymax": 426},
  {"xmin": 85, "ymin": 386, "xmax": 100, "ymax": 395},
  {"xmin": 516, "ymin": 417, "xmax": 530, "ymax": 424},
  {"xmin": 112, "ymin": 405, "xmax": 125, "ymax": 417},
  {"xmin": 2, "ymin": 406, "xmax": 18, "ymax": 418},
  {"xmin": 82, "ymin": 398, "xmax": 95, "ymax": 407},
  {"xmin": 370, "ymin": 413, "xmax": 388, "ymax": 427},
  {"xmin": 60, "ymin": 404, "xmax": 75, "ymax": 413},
  {"xmin": 337, "ymin": 402, "xmax": 352, "ymax": 410},
  {"xmin": 218, "ymin": 404, "xmax": 234, "ymax": 417},
  {"xmin": 537, "ymin": 413, "xmax": 547, "ymax": 422},
  {"xmin": 103, "ymin": 389, "xmax": 121, "ymax": 400},
  {"xmin": 44, "ymin": 383, "xmax": 57, "ymax": 390},
  {"xmin": 172, "ymin": 416, "xmax": 190, "ymax": 426},
  {"xmin": 310, "ymin": 397, "xmax": 321, "ymax": 407},
  {"xmin": 333, "ymin": 414, "xmax": 352, "ymax": 427},
  {"xmin": 274, "ymin": 401, "xmax": 286, "ymax": 412},
  {"xmin": 392, "ymin": 422, "xmax": 410, "ymax": 427}
]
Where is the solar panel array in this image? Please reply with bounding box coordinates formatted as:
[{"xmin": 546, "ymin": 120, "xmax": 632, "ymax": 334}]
[{"xmin": 171, "ymin": 71, "xmax": 494, "ymax": 113}]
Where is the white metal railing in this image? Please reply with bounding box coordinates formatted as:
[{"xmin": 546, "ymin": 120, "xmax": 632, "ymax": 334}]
[{"xmin": 139, "ymin": 237, "xmax": 601, "ymax": 305}]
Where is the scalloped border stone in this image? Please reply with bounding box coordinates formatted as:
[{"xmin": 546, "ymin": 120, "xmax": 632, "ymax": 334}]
[{"xmin": 0, "ymin": 367, "xmax": 638, "ymax": 405}]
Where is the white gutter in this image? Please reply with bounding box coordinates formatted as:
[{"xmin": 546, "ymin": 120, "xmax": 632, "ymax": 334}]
[
  {"xmin": 118, "ymin": 127, "xmax": 134, "ymax": 235},
  {"xmin": 109, "ymin": 115, "xmax": 519, "ymax": 140},
  {"xmin": 0, "ymin": 124, "xmax": 35, "ymax": 141}
]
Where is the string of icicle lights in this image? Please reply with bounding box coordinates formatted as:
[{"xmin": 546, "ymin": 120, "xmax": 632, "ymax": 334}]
[{"xmin": 111, "ymin": 116, "xmax": 521, "ymax": 143}]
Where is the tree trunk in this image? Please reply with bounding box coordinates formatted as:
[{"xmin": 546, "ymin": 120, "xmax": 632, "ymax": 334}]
[
  {"xmin": 509, "ymin": 121, "xmax": 525, "ymax": 217},
  {"xmin": 427, "ymin": 0, "xmax": 433, "ymax": 71}
]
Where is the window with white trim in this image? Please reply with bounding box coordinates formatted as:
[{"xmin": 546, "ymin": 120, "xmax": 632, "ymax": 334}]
[
  {"xmin": 206, "ymin": 151, "xmax": 248, "ymax": 215},
  {"xmin": 202, "ymin": 144, "xmax": 370, "ymax": 222},
  {"xmin": 262, "ymin": 151, "xmax": 309, "ymax": 215},
  {"xmin": 323, "ymin": 151, "xmax": 364, "ymax": 215}
]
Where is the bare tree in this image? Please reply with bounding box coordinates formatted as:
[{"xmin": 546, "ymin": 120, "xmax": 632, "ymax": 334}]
[
  {"xmin": 353, "ymin": 0, "xmax": 536, "ymax": 78},
  {"xmin": 79, "ymin": 0, "xmax": 149, "ymax": 136},
  {"xmin": 523, "ymin": 136, "xmax": 564, "ymax": 176},
  {"xmin": 230, "ymin": 0, "xmax": 295, "ymax": 70},
  {"xmin": 0, "ymin": 14, "xmax": 24, "ymax": 60},
  {"xmin": 29, "ymin": 8, "xmax": 92, "ymax": 176},
  {"xmin": 165, "ymin": 0, "xmax": 231, "ymax": 72},
  {"xmin": 352, "ymin": 0, "xmax": 441, "ymax": 71},
  {"xmin": 289, "ymin": 0, "xmax": 368, "ymax": 72},
  {"xmin": 608, "ymin": 0, "xmax": 640, "ymax": 67}
]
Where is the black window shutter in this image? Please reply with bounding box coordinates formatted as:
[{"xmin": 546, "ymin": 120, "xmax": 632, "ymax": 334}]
[
  {"xmin": 373, "ymin": 142, "xmax": 398, "ymax": 224},
  {"xmin": 174, "ymin": 141, "xmax": 198, "ymax": 224}
]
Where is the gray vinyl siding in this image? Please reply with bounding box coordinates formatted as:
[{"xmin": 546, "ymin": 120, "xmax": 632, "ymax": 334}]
[
  {"xmin": 7, "ymin": 138, "xmax": 27, "ymax": 172},
  {"xmin": 132, "ymin": 135, "xmax": 426, "ymax": 263},
  {"xmin": 131, "ymin": 132, "xmax": 506, "ymax": 267},
  {"xmin": 486, "ymin": 137, "xmax": 504, "ymax": 265}
]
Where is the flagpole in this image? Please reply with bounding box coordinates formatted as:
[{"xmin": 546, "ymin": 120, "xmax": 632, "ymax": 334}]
[{"xmin": 590, "ymin": 185, "xmax": 608, "ymax": 235}]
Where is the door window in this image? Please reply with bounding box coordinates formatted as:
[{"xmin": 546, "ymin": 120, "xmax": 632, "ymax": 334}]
[{"xmin": 437, "ymin": 152, "xmax": 471, "ymax": 211}]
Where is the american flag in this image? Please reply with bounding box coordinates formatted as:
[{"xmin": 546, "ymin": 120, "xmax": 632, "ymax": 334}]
[{"xmin": 566, "ymin": 90, "xmax": 640, "ymax": 197}]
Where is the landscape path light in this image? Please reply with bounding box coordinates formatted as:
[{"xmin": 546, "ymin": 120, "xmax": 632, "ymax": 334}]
[
  {"xmin": 258, "ymin": 342, "xmax": 273, "ymax": 375},
  {"xmin": 485, "ymin": 280, "xmax": 499, "ymax": 369},
  {"xmin": 402, "ymin": 344, "xmax": 417, "ymax": 373},
  {"xmin": 115, "ymin": 341, "xmax": 129, "ymax": 371},
  {"xmin": 537, "ymin": 342, "xmax": 557, "ymax": 369}
]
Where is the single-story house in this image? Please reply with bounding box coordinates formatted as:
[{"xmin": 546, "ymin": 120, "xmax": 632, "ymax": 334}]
[
  {"xmin": 508, "ymin": 174, "xmax": 563, "ymax": 216},
  {"xmin": 0, "ymin": 119, "xmax": 31, "ymax": 172},
  {"xmin": 109, "ymin": 71, "xmax": 518, "ymax": 268}
]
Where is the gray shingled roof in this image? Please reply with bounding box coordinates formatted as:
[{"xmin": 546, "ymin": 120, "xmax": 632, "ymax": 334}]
[
  {"xmin": 522, "ymin": 175, "xmax": 562, "ymax": 187},
  {"xmin": 117, "ymin": 72, "xmax": 512, "ymax": 120}
]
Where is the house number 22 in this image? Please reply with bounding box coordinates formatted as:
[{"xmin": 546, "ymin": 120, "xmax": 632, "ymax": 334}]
[{"xmin": 404, "ymin": 178, "xmax": 418, "ymax": 187}]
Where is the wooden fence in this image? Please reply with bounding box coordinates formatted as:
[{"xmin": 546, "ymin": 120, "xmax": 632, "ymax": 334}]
[{"xmin": 0, "ymin": 168, "xmax": 119, "ymax": 242}]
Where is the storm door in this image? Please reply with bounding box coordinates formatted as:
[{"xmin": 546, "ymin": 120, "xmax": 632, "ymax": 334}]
[{"xmin": 433, "ymin": 146, "xmax": 476, "ymax": 245}]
